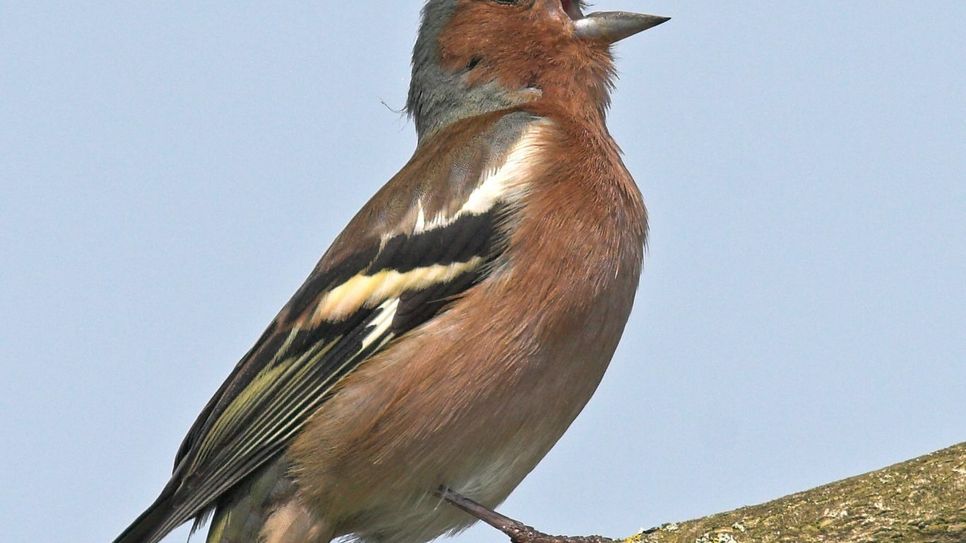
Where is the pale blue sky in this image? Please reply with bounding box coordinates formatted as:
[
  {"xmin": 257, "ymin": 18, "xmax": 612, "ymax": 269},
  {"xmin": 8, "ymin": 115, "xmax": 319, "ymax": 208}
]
[{"xmin": 1, "ymin": 2, "xmax": 964, "ymax": 542}]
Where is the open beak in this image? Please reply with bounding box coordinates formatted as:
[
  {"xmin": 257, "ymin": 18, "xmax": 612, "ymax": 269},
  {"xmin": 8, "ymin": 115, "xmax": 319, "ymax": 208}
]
[{"xmin": 571, "ymin": 9, "xmax": 670, "ymax": 44}]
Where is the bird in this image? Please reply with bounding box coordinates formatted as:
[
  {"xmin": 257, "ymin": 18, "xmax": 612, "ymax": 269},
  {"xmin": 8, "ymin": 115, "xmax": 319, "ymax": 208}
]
[{"xmin": 114, "ymin": 1, "xmax": 667, "ymax": 542}]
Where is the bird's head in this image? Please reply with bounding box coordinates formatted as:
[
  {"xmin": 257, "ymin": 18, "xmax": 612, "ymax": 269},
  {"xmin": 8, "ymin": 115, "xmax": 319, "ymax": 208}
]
[{"xmin": 408, "ymin": 0, "xmax": 668, "ymax": 139}]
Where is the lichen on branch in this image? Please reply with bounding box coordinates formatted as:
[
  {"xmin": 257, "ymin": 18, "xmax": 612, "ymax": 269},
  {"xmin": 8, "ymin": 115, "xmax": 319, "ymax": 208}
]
[{"xmin": 623, "ymin": 443, "xmax": 965, "ymax": 543}]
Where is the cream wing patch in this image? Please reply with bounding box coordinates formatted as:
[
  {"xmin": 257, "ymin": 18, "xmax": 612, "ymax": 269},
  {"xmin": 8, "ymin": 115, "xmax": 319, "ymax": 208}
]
[{"xmin": 311, "ymin": 257, "xmax": 485, "ymax": 324}]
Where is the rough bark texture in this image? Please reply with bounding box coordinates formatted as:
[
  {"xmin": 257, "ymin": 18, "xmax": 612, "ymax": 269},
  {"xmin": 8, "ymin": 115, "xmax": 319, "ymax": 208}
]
[{"xmin": 620, "ymin": 442, "xmax": 965, "ymax": 543}]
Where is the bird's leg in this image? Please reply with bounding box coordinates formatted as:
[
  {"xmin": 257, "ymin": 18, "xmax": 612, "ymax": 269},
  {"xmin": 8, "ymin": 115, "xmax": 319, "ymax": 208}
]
[{"xmin": 436, "ymin": 487, "xmax": 618, "ymax": 543}]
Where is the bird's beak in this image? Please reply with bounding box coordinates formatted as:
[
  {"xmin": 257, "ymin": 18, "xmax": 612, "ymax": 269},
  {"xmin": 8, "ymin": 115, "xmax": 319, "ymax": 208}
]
[{"xmin": 573, "ymin": 11, "xmax": 670, "ymax": 44}]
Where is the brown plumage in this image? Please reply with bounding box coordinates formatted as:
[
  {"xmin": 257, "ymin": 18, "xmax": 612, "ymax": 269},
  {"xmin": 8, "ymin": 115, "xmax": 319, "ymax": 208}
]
[
  {"xmin": 113, "ymin": 2, "xmax": 666, "ymax": 542},
  {"xmin": 289, "ymin": 114, "xmax": 645, "ymax": 543}
]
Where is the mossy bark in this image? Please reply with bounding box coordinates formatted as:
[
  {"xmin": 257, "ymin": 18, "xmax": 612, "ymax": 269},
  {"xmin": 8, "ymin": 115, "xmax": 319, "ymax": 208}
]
[{"xmin": 621, "ymin": 442, "xmax": 965, "ymax": 543}]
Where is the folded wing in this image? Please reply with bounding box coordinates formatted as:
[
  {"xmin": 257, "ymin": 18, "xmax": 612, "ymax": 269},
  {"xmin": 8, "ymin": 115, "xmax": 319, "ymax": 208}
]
[{"xmin": 114, "ymin": 110, "xmax": 548, "ymax": 543}]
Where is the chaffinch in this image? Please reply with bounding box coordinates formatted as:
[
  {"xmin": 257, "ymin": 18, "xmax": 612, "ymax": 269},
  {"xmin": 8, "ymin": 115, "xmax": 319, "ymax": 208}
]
[{"xmin": 114, "ymin": 1, "xmax": 667, "ymax": 543}]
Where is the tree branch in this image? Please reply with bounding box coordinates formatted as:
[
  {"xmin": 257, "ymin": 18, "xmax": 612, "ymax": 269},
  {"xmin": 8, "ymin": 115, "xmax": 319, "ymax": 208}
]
[{"xmin": 622, "ymin": 442, "xmax": 965, "ymax": 543}]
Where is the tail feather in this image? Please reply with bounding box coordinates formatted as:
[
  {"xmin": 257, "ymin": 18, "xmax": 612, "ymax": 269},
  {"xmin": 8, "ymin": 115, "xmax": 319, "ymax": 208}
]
[
  {"xmin": 113, "ymin": 488, "xmax": 181, "ymax": 543},
  {"xmin": 115, "ymin": 460, "xmax": 294, "ymax": 543}
]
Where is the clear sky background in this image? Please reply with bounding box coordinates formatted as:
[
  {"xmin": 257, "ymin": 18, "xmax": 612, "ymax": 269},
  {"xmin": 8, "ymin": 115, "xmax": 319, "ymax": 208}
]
[{"xmin": 2, "ymin": 2, "xmax": 964, "ymax": 542}]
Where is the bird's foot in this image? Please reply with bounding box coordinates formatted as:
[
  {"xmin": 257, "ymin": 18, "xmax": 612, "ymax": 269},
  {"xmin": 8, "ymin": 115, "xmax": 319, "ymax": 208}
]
[{"xmin": 437, "ymin": 487, "xmax": 617, "ymax": 543}]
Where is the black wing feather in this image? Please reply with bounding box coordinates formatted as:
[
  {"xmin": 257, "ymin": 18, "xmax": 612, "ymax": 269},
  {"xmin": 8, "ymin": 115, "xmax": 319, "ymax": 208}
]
[{"xmin": 115, "ymin": 203, "xmax": 512, "ymax": 543}]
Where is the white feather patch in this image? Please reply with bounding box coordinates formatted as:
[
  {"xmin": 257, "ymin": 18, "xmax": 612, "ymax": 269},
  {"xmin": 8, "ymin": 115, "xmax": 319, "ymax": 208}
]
[
  {"xmin": 361, "ymin": 297, "xmax": 399, "ymax": 350},
  {"xmin": 413, "ymin": 120, "xmax": 551, "ymax": 234}
]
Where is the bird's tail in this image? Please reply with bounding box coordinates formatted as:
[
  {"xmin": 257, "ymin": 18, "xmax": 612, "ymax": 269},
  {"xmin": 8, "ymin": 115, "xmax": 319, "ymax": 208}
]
[
  {"xmin": 113, "ymin": 484, "xmax": 183, "ymax": 543},
  {"xmin": 114, "ymin": 460, "xmax": 293, "ymax": 543}
]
